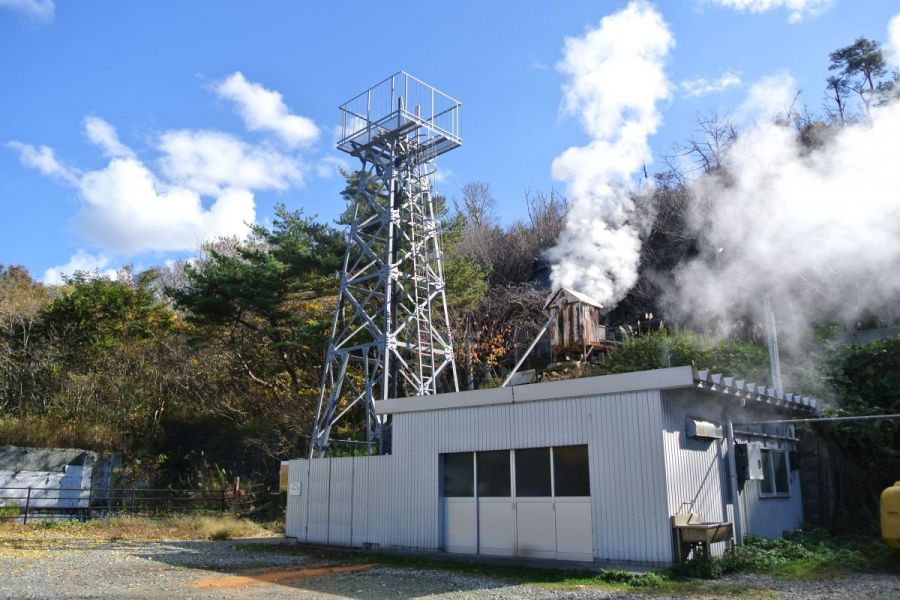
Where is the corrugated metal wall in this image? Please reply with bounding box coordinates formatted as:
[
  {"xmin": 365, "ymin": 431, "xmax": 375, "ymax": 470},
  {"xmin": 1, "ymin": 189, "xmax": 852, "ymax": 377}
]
[
  {"xmin": 287, "ymin": 390, "xmax": 672, "ymax": 562},
  {"xmin": 285, "ymin": 455, "xmax": 397, "ymax": 547},
  {"xmin": 660, "ymin": 390, "xmax": 804, "ymax": 546},
  {"xmin": 296, "ymin": 390, "xmax": 671, "ymax": 563},
  {"xmin": 661, "ymin": 391, "xmax": 732, "ymax": 556},
  {"xmin": 286, "ymin": 387, "xmax": 804, "ymax": 564}
]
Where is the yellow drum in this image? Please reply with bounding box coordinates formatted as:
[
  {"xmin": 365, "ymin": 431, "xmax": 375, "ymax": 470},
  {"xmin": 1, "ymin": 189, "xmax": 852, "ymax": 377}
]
[{"xmin": 882, "ymin": 481, "xmax": 900, "ymax": 549}]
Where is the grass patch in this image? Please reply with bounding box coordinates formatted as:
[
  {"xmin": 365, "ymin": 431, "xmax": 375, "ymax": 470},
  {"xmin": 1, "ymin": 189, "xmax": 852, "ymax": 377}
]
[
  {"xmin": 0, "ymin": 514, "xmax": 277, "ymax": 543},
  {"xmin": 0, "ymin": 416, "xmax": 123, "ymax": 453},
  {"xmin": 0, "ymin": 502, "xmax": 20, "ymax": 519},
  {"xmin": 671, "ymin": 531, "xmax": 900, "ymax": 579}
]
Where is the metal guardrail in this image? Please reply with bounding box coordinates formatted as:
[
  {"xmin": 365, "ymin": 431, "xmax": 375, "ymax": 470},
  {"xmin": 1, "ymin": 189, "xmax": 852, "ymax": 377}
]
[
  {"xmin": 0, "ymin": 482, "xmax": 269, "ymax": 523},
  {"xmin": 337, "ymin": 71, "xmax": 461, "ymax": 157}
]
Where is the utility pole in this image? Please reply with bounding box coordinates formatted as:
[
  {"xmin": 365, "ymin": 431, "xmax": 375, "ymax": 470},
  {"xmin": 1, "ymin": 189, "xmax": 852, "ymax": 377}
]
[{"xmin": 763, "ymin": 293, "xmax": 783, "ymax": 392}]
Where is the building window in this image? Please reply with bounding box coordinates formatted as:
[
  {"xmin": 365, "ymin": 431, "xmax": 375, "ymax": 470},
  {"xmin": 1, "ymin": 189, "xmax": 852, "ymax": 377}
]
[
  {"xmin": 442, "ymin": 452, "xmax": 474, "ymax": 497},
  {"xmin": 442, "ymin": 446, "xmax": 590, "ymax": 499},
  {"xmin": 760, "ymin": 449, "xmax": 790, "ymax": 497},
  {"xmin": 477, "ymin": 450, "xmax": 511, "ymax": 497},
  {"xmin": 553, "ymin": 445, "xmax": 590, "ymax": 496},
  {"xmin": 515, "ymin": 447, "xmax": 551, "ymax": 496}
]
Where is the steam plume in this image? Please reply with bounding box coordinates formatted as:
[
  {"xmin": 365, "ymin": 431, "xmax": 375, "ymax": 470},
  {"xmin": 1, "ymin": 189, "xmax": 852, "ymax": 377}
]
[
  {"xmin": 666, "ymin": 69, "xmax": 900, "ymax": 347},
  {"xmin": 548, "ymin": 1, "xmax": 674, "ymax": 306}
]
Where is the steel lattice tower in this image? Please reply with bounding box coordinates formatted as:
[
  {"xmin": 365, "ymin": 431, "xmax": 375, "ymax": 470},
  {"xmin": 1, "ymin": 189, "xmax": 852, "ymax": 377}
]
[{"xmin": 310, "ymin": 72, "xmax": 461, "ymax": 457}]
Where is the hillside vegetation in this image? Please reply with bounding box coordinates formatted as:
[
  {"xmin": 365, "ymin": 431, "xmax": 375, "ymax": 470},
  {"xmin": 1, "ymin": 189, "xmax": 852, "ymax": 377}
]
[{"xmin": 0, "ymin": 36, "xmax": 897, "ymax": 519}]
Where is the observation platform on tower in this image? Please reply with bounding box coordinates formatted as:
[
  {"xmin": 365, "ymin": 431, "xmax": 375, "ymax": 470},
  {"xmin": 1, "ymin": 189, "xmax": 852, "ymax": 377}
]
[{"xmin": 337, "ymin": 71, "xmax": 461, "ymax": 158}]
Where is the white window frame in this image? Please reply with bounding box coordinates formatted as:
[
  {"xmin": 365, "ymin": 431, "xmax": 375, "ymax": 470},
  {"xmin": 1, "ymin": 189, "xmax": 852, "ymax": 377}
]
[{"xmin": 759, "ymin": 448, "xmax": 790, "ymax": 498}]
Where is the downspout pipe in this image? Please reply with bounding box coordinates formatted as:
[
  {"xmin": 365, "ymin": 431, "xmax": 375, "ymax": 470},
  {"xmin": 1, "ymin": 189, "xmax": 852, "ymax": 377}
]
[{"xmin": 725, "ymin": 418, "xmax": 744, "ymax": 546}]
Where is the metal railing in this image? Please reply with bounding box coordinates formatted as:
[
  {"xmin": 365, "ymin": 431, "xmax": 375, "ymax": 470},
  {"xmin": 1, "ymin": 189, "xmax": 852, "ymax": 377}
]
[
  {"xmin": 338, "ymin": 71, "xmax": 461, "ymax": 156},
  {"xmin": 0, "ymin": 481, "xmax": 269, "ymax": 523}
]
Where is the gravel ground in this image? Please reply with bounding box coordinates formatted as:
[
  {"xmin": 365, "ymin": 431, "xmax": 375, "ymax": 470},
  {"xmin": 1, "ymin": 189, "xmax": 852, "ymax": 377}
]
[{"xmin": 1, "ymin": 538, "xmax": 899, "ymax": 599}]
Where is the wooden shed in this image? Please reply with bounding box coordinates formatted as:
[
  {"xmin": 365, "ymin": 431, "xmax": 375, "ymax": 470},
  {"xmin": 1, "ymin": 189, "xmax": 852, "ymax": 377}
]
[{"xmin": 544, "ymin": 287, "xmax": 614, "ymax": 361}]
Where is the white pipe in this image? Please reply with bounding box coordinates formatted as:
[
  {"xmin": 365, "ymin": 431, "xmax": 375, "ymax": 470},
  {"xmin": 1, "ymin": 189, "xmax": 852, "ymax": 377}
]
[
  {"xmin": 763, "ymin": 293, "xmax": 783, "ymax": 392},
  {"xmin": 725, "ymin": 418, "xmax": 744, "ymax": 546},
  {"xmin": 738, "ymin": 413, "xmax": 900, "ymax": 426},
  {"xmin": 501, "ymin": 309, "xmax": 557, "ymax": 387}
]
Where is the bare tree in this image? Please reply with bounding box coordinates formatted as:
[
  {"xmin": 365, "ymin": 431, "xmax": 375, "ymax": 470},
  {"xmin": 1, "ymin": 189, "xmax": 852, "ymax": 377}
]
[
  {"xmin": 825, "ymin": 75, "xmax": 850, "ymax": 126},
  {"xmin": 668, "ymin": 111, "xmax": 737, "ymax": 178},
  {"xmin": 525, "ymin": 189, "xmax": 568, "ymax": 253},
  {"xmin": 456, "ymin": 182, "xmax": 497, "ymax": 228}
]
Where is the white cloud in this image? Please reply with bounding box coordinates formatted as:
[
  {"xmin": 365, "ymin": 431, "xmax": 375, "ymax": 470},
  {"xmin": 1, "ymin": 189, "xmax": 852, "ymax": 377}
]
[
  {"xmin": 7, "ymin": 141, "xmax": 79, "ymax": 184},
  {"xmin": 9, "ymin": 75, "xmax": 322, "ymax": 261},
  {"xmin": 735, "ymin": 72, "xmax": 798, "ymax": 124},
  {"xmin": 75, "ymin": 157, "xmax": 255, "ymax": 255},
  {"xmin": 213, "ymin": 72, "xmax": 319, "ymax": 147},
  {"xmin": 43, "ymin": 250, "xmax": 117, "ymax": 285},
  {"xmin": 0, "ymin": 0, "xmax": 54, "ymax": 21},
  {"xmin": 680, "ymin": 71, "xmax": 742, "ymax": 97},
  {"xmin": 706, "ymin": 0, "xmax": 834, "ymax": 23},
  {"xmin": 84, "ymin": 116, "xmax": 135, "ymax": 159},
  {"xmin": 888, "ymin": 14, "xmax": 900, "ymax": 70},
  {"xmin": 158, "ymin": 129, "xmax": 304, "ymax": 196},
  {"xmin": 548, "ymin": 1, "xmax": 674, "ymax": 306},
  {"xmin": 313, "ymin": 155, "xmax": 349, "ymax": 179},
  {"xmin": 10, "ymin": 119, "xmax": 263, "ymax": 256}
]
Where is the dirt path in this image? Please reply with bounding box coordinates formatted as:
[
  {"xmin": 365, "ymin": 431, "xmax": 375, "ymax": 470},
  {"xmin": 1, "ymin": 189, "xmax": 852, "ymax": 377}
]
[{"xmin": 1, "ymin": 537, "xmax": 898, "ymax": 599}]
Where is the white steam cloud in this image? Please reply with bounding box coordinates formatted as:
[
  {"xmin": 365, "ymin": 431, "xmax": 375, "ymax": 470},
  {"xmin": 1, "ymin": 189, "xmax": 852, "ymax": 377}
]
[
  {"xmin": 548, "ymin": 1, "xmax": 674, "ymax": 306},
  {"xmin": 888, "ymin": 14, "xmax": 900, "ymax": 70},
  {"xmin": 666, "ymin": 82, "xmax": 900, "ymax": 347},
  {"xmin": 735, "ymin": 72, "xmax": 797, "ymax": 124}
]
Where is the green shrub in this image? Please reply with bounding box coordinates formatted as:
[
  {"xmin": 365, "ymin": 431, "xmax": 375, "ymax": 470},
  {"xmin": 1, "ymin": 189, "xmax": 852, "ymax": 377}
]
[
  {"xmin": 670, "ymin": 531, "xmax": 899, "ymax": 579},
  {"xmin": 0, "ymin": 416, "xmax": 123, "ymax": 453},
  {"xmin": 602, "ymin": 329, "xmax": 769, "ymax": 382}
]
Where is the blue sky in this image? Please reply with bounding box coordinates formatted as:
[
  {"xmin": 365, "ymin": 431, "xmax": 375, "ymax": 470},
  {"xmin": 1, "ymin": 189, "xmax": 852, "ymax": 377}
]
[{"xmin": 1, "ymin": 0, "xmax": 898, "ymax": 283}]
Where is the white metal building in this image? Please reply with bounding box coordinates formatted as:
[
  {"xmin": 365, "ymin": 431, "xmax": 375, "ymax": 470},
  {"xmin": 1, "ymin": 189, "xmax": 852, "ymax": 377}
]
[{"xmin": 286, "ymin": 366, "xmax": 817, "ymax": 565}]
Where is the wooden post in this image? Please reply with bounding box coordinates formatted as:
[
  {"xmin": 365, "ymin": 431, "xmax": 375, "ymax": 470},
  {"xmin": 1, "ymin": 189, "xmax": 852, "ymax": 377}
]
[
  {"xmin": 231, "ymin": 477, "xmax": 240, "ymax": 515},
  {"xmin": 23, "ymin": 487, "xmax": 32, "ymax": 525}
]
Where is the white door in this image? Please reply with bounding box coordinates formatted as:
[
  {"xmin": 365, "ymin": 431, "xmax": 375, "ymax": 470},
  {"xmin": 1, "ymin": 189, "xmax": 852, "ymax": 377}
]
[
  {"xmin": 515, "ymin": 499, "xmax": 556, "ymax": 558},
  {"xmin": 443, "ymin": 498, "xmax": 477, "ymax": 554},
  {"xmin": 478, "ymin": 498, "xmax": 515, "ymax": 556},
  {"xmin": 441, "ymin": 452, "xmax": 477, "ymax": 554},
  {"xmin": 554, "ymin": 498, "xmax": 593, "ymax": 561},
  {"xmin": 513, "ymin": 447, "xmax": 556, "ymax": 559},
  {"xmin": 551, "ymin": 446, "xmax": 593, "ymax": 562},
  {"xmin": 477, "ymin": 450, "xmax": 514, "ymax": 556},
  {"xmin": 441, "ymin": 446, "xmax": 593, "ymax": 562}
]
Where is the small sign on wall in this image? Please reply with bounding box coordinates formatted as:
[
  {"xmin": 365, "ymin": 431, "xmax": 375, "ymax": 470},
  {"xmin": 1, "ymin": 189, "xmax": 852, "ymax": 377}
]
[
  {"xmin": 279, "ymin": 461, "xmax": 289, "ymax": 492},
  {"xmin": 288, "ymin": 483, "xmax": 302, "ymax": 496}
]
